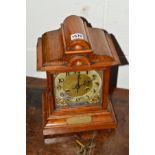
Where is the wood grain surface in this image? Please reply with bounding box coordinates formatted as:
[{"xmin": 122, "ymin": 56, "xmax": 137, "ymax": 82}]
[{"xmin": 37, "ymin": 15, "xmax": 120, "ymax": 72}]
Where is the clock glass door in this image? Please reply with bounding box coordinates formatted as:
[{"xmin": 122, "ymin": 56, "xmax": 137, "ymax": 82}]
[{"xmin": 53, "ymin": 70, "xmax": 103, "ymax": 108}]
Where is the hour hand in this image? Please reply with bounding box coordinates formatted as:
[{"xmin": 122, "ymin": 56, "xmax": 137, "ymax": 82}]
[
  {"xmin": 76, "ymin": 72, "xmax": 80, "ymax": 93},
  {"xmin": 72, "ymin": 72, "xmax": 80, "ymax": 93},
  {"xmin": 72, "ymin": 83, "xmax": 80, "ymax": 93}
]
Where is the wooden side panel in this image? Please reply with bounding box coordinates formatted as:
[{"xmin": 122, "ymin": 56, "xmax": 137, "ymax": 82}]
[
  {"xmin": 102, "ymin": 68, "xmax": 110, "ymax": 109},
  {"xmin": 106, "ymin": 33, "xmax": 121, "ymax": 65},
  {"xmin": 88, "ymin": 28, "xmax": 112, "ymax": 57},
  {"xmin": 42, "ymin": 91, "xmax": 49, "ymax": 127},
  {"xmin": 46, "ymin": 73, "xmax": 55, "ymax": 113},
  {"xmin": 42, "ymin": 30, "xmax": 64, "ymax": 65},
  {"xmin": 37, "ymin": 38, "xmax": 43, "ymax": 70}
]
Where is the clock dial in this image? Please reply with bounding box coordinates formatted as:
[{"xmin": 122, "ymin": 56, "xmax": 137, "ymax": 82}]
[
  {"xmin": 54, "ymin": 70, "xmax": 103, "ymax": 108},
  {"xmin": 63, "ymin": 73, "xmax": 93, "ymax": 97}
]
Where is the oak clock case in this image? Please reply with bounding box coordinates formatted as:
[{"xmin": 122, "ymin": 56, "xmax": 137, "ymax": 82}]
[{"xmin": 36, "ymin": 15, "xmax": 120, "ymax": 137}]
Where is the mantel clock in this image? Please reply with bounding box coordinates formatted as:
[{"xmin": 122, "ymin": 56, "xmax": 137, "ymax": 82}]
[{"xmin": 37, "ymin": 15, "xmax": 120, "ymax": 137}]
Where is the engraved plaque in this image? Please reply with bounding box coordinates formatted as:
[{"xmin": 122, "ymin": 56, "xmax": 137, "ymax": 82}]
[{"xmin": 66, "ymin": 116, "xmax": 92, "ymax": 125}]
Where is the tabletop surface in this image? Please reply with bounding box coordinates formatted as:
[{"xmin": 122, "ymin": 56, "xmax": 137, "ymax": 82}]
[{"xmin": 26, "ymin": 77, "xmax": 129, "ymax": 155}]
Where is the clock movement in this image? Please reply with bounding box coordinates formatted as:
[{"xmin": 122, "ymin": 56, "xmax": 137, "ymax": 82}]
[{"xmin": 37, "ymin": 15, "xmax": 120, "ymax": 137}]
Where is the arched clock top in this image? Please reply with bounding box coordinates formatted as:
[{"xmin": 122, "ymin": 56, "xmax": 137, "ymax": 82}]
[
  {"xmin": 62, "ymin": 15, "xmax": 92, "ymax": 54},
  {"xmin": 37, "ymin": 15, "xmax": 120, "ymax": 72}
]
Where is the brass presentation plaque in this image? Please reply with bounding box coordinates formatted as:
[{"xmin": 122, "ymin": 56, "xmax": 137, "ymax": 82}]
[{"xmin": 66, "ymin": 116, "xmax": 92, "ymax": 125}]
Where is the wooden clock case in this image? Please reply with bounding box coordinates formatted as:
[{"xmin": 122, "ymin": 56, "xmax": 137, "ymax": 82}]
[{"xmin": 37, "ymin": 15, "xmax": 120, "ymax": 137}]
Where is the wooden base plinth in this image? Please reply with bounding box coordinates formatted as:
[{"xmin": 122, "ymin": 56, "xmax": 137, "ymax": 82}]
[{"xmin": 42, "ymin": 92, "xmax": 117, "ymax": 136}]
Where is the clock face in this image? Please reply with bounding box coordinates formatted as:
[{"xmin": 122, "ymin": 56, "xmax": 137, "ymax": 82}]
[{"xmin": 54, "ymin": 70, "xmax": 103, "ymax": 108}]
